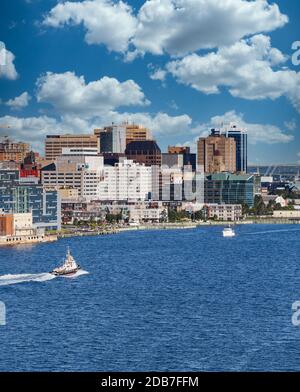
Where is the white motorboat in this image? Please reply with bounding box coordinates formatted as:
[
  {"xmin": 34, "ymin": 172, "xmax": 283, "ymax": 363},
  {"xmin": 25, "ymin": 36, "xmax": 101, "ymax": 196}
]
[
  {"xmin": 222, "ymin": 226, "xmax": 235, "ymax": 237},
  {"xmin": 51, "ymin": 248, "xmax": 81, "ymax": 276}
]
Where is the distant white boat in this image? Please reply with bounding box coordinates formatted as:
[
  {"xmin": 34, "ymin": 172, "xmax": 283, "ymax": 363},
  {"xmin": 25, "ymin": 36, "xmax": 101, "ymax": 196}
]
[
  {"xmin": 223, "ymin": 226, "xmax": 235, "ymax": 237},
  {"xmin": 51, "ymin": 248, "xmax": 81, "ymax": 276}
]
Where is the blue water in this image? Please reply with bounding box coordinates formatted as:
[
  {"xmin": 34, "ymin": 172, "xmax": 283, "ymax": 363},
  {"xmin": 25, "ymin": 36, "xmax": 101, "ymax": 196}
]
[{"xmin": 1, "ymin": 224, "xmax": 300, "ymax": 371}]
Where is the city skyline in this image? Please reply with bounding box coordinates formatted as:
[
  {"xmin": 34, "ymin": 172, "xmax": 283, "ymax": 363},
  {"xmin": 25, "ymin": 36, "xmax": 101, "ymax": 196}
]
[{"xmin": 0, "ymin": 0, "xmax": 300, "ymax": 165}]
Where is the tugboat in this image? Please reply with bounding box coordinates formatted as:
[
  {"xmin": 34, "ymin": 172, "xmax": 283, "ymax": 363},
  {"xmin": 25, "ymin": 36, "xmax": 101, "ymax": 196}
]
[
  {"xmin": 51, "ymin": 248, "xmax": 81, "ymax": 276},
  {"xmin": 222, "ymin": 225, "xmax": 235, "ymax": 237}
]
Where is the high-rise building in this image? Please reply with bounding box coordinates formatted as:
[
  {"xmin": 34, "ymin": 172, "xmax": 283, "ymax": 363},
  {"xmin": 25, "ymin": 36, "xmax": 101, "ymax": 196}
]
[
  {"xmin": 98, "ymin": 125, "xmax": 126, "ymax": 154},
  {"xmin": 197, "ymin": 135, "xmax": 236, "ymax": 173},
  {"xmin": 211, "ymin": 124, "xmax": 247, "ymax": 173},
  {"xmin": 125, "ymin": 140, "xmax": 162, "ymax": 167},
  {"xmin": 125, "ymin": 124, "xmax": 152, "ymax": 145},
  {"xmin": 45, "ymin": 134, "xmax": 98, "ymax": 161},
  {"xmin": 0, "ymin": 137, "xmax": 30, "ymax": 163}
]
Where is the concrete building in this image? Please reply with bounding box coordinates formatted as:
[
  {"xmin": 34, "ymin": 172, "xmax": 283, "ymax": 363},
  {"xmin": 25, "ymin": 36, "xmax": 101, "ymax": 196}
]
[
  {"xmin": 198, "ymin": 134, "xmax": 236, "ymax": 173},
  {"xmin": 128, "ymin": 202, "xmax": 167, "ymax": 223},
  {"xmin": 273, "ymin": 210, "xmax": 300, "ymax": 219},
  {"xmin": 98, "ymin": 159, "xmax": 152, "ymax": 201},
  {"xmin": 0, "ymin": 137, "xmax": 30, "ymax": 163},
  {"xmin": 45, "ymin": 134, "xmax": 98, "ymax": 161},
  {"xmin": 42, "ymin": 155, "xmax": 104, "ymax": 202},
  {"xmin": 162, "ymin": 146, "xmax": 196, "ymax": 171},
  {"xmin": 125, "ymin": 140, "xmax": 162, "ymax": 167}
]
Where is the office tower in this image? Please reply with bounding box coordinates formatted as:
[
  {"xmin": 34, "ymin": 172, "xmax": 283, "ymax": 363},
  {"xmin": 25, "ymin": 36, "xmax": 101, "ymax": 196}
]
[
  {"xmin": 197, "ymin": 135, "xmax": 236, "ymax": 173},
  {"xmin": 45, "ymin": 134, "xmax": 98, "ymax": 161},
  {"xmin": 211, "ymin": 124, "xmax": 247, "ymax": 173},
  {"xmin": 125, "ymin": 124, "xmax": 152, "ymax": 145},
  {"xmin": 98, "ymin": 125, "xmax": 126, "ymax": 154},
  {"xmin": 0, "ymin": 137, "xmax": 30, "ymax": 163},
  {"xmin": 125, "ymin": 140, "xmax": 162, "ymax": 167}
]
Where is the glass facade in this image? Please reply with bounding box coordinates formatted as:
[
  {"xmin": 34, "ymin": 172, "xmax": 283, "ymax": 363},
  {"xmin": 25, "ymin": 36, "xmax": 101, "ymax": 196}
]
[
  {"xmin": 0, "ymin": 170, "xmax": 60, "ymax": 230},
  {"xmin": 205, "ymin": 173, "xmax": 257, "ymax": 207},
  {"xmin": 227, "ymin": 130, "xmax": 247, "ymax": 173}
]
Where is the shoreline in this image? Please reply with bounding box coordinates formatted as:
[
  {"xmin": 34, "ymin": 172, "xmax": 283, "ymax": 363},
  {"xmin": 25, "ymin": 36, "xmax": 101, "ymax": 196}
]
[{"xmin": 58, "ymin": 218, "xmax": 300, "ymax": 238}]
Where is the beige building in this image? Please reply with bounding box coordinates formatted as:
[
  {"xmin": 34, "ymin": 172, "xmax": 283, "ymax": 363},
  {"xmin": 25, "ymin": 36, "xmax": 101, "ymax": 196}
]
[
  {"xmin": 58, "ymin": 187, "xmax": 79, "ymax": 200},
  {"xmin": 45, "ymin": 134, "xmax": 98, "ymax": 161},
  {"xmin": 0, "ymin": 137, "xmax": 30, "ymax": 163},
  {"xmin": 273, "ymin": 210, "xmax": 300, "ymax": 219},
  {"xmin": 125, "ymin": 124, "xmax": 152, "ymax": 145},
  {"xmin": 197, "ymin": 135, "xmax": 236, "ymax": 173},
  {"xmin": 203, "ymin": 204, "xmax": 242, "ymax": 221}
]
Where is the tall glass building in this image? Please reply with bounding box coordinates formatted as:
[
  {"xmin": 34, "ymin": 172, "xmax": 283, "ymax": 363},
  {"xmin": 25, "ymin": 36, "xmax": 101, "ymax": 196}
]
[{"xmin": 0, "ymin": 169, "xmax": 61, "ymax": 230}]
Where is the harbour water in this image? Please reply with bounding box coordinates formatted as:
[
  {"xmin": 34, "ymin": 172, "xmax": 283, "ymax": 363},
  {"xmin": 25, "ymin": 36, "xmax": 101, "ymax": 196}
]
[{"xmin": 1, "ymin": 224, "xmax": 300, "ymax": 371}]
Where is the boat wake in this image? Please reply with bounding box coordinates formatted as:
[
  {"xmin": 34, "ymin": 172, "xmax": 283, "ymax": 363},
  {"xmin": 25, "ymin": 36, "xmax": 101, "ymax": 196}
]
[
  {"xmin": 246, "ymin": 228, "xmax": 300, "ymax": 236},
  {"xmin": 0, "ymin": 270, "xmax": 89, "ymax": 286},
  {"xmin": 60, "ymin": 269, "xmax": 89, "ymax": 279}
]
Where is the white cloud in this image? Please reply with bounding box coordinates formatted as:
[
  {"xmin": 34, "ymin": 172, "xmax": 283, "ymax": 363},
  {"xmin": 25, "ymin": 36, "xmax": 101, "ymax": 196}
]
[
  {"xmin": 36, "ymin": 71, "xmax": 149, "ymax": 117},
  {"xmin": 5, "ymin": 92, "xmax": 31, "ymax": 110},
  {"xmin": 43, "ymin": 0, "xmax": 137, "ymax": 52},
  {"xmin": 104, "ymin": 111, "xmax": 192, "ymax": 136},
  {"xmin": 284, "ymin": 119, "xmax": 297, "ymax": 131},
  {"xmin": 149, "ymin": 68, "xmax": 167, "ymax": 82},
  {"xmin": 133, "ymin": 0, "xmax": 288, "ymax": 56},
  {"xmin": 0, "ymin": 42, "xmax": 18, "ymax": 80},
  {"xmin": 43, "ymin": 0, "xmax": 288, "ymax": 57},
  {"xmin": 167, "ymin": 35, "xmax": 300, "ymax": 111}
]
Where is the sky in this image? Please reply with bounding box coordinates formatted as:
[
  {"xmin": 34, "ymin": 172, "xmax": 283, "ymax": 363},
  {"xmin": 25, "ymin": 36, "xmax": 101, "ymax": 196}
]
[{"xmin": 0, "ymin": 0, "xmax": 299, "ymax": 164}]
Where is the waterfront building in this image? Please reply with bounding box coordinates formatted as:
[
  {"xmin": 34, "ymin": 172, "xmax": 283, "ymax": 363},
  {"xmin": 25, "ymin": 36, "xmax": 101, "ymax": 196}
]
[
  {"xmin": 273, "ymin": 210, "xmax": 300, "ymax": 219},
  {"xmin": 0, "ymin": 169, "xmax": 61, "ymax": 230},
  {"xmin": 45, "ymin": 134, "xmax": 98, "ymax": 161},
  {"xmin": 202, "ymin": 204, "xmax": 242, "ymax": 221},
  {"xmin": 0, "ymin": 136, "xmax": 30, "ymax": 163},
  {"xmin": 125, "ymin": 140, "xmax": 162, "ymax": 167},
  {"xmin": 204, "ymin": 173, "xmax": 260, "ymax": 207},
  {"xmin": 197, "ymin": 135, "xmax": 236, "ymax": 173}
]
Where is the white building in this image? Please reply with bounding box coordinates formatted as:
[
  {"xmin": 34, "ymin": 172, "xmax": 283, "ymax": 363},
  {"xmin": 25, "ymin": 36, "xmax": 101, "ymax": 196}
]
[{"xmin": 98, "ymin": 159, "xmax": 152, "ymax": 201}]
